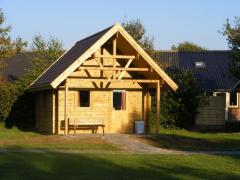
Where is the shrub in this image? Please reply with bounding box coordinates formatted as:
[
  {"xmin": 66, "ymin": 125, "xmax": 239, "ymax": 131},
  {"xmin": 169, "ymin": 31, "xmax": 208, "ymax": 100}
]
[
  {"xmin": 149, "ymin": 69, "xmax": 201, "ymax": 130},
  {"xmin": 0, "ymin": 35, "xmax": 63, "ymax": 130}
]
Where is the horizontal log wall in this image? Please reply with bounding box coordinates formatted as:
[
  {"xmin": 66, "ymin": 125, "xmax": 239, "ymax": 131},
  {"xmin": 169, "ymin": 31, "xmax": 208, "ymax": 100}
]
[
  {"xmin": 57, "ymin": 89, "xmax": 142, "ymax": 134},
  {"xmin": 196, "ymin": 96, "xmax": 225, "ymax": 126},
  {"xmin": 35, "ymin": 90, "xmax": 55, "ymax": 134}
]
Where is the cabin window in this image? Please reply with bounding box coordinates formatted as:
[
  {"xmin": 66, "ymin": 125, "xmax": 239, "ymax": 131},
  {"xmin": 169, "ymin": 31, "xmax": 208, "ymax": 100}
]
[
  {"xmin": 79, "ymin": 91, "xmax": 90, "ymax": 107},
  {"xmin": 229, "ymin": 92, "xmax": 238, "ymax": 107},
  {"xmin": 113, "ymin": 90, "xmax": 126, "ymax": 110}
]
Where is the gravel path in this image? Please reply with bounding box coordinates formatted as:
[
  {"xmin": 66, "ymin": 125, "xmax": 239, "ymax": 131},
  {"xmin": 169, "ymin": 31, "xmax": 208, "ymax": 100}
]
[
  {"xmin": 104, "ymin": 134, "xmax": 240, "ymax": 155},
  {"xmin": 104, "ymin": 134, "xmax": 190, "ymax": 154}
]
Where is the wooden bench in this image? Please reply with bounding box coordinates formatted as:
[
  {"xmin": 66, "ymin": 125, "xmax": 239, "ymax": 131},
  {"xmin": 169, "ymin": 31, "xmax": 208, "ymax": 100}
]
[{"xmin": 68, "ymin": 119, "xmax": 105, "ymax": 135}]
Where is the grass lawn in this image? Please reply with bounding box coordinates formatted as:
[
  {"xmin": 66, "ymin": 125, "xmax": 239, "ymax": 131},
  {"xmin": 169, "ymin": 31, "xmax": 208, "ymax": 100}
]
[
  {"xmin": 1, "ymin": 125, "xmax": 240, "ymax": 179},
  {"xmin": 0, "ymin": 124, "xmax": 118, "ymax": 151},
  {"xmin": 0, "ymin": 152, "xmax": 239, "ymax": 179},
  {"xmin": 139, "ymin": 129, "xmax": 240, "ymax": 151}
]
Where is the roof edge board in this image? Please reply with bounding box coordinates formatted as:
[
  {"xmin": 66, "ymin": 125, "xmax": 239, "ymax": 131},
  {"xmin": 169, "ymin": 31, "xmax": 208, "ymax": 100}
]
[
  {"xmin": 28, "ymin": 45, "xmax": 74, "ymax": 90},
  {"xmin": 50, "ymin": 25, "xmax": 119, "ymax": 88},
  {"xmin": 115, "ymin": 24, "xmax": 178, "ymax": 91}
]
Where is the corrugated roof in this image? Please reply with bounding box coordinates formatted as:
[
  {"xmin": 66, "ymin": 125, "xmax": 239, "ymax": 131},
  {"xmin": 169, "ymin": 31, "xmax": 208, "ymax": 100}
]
[
  {"xmin": 30, "ymin": 25, "xmax": 113, "ymax": 88},
  {"xmin": 153, "ymin": 51, "xmax": 238, "ymax": 91}
]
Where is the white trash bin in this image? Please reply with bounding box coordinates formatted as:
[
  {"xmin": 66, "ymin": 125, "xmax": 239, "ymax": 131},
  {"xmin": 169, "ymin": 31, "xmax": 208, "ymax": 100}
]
[{"xmin": 135, "ymin": 121, "xmax": 144, "ymax": 134}]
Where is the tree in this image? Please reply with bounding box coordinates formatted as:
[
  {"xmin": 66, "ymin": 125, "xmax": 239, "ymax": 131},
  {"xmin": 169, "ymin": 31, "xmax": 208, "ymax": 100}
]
[
  {"xmin": 150, "ymin": 69, "xmax": 201, "ymax": 130},
  {"xmin": 171, "ymin": 41, "xmax": 207, "ymax": 51},
  {"xmin": 0, "ymin": 9, "xmax": 27, "ymax": 63},
  {"xmin": 122, "ymin": 19, "xmax": 154, "ymax": 55},
  {"xmin": 29, "ymin": 34, "xmax": 63, "ymax": 79},
  {"xmin": 222, "ymin": 17, "xmax": 240, "ymax": 79},
  {"xmin": 223, "ymin": 17, "xmax": 240, "ymax": 50},
  {"xmin": 1, "ymin": 35, "xmax": 63, "ymax": 129}
]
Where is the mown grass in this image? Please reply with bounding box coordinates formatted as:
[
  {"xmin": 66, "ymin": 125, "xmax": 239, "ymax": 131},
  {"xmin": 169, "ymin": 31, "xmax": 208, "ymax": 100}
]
[
  {"xmin": 1, "ymin": 124, "xmax": 240, "ymax": 179},
  {"xmin": 139, "ymin": 128, "xmax": 240, "ymax": 151},
  {"xmin": 0, "ymin": 123, "xmax": 118, "ymax": 151},
  {"xmin": 0, "ymin": 152, "xmax": 239, "ymax": 180}
]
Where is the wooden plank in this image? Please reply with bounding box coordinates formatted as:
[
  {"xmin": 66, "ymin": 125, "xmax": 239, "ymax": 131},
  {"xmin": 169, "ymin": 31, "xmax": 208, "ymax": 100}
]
[
  {"xmin": 67, "ymin": 77, "xmax": 160, "ymax": 83},
  {"xmin": 156, "ymin": 81, "xmax": 160, "ymax": 135},
  {"xmin": 118, "ymin": 59, "xmax": 133, "ymax": 80},
  {"xmin": 78, "ymin": 67, "xmax": 149, "ymax": 72},
  {"xmin": 136, "ymin": 53, "xmax": 140, "ymax": 61},
  {"xmin": 57, "ymin": 90, "xmax": 61, "ymax": 134},
  {"xmin": 113, "ymin": 38, "xmax": 117, "ymax": 80},
  {"xmin": 143, "ymin": 91, "xmax": 150, "ymax": 133},
  {"xmin": 93, "ymin": 52, "xmax": 111, "ymax": 81},
  {"xmin": 147, "ymin": 91, "xmax": 151, "ymax": 133},
  {"xmin": 94, "ymin": 55, "xmax": 135, "ymax": 59},
  {"xmin": 64, "ymin": 79, "xmax": 68, "ymax": 135},
  {"xmin": 117, "ymin": 24, "xmax": 178, "ymax": 91}
]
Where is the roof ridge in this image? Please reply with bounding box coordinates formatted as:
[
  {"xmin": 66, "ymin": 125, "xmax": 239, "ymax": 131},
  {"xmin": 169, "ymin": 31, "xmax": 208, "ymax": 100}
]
[{"xmin": 155, "ymin": 50, "xmax": 232, "ymax": 53}]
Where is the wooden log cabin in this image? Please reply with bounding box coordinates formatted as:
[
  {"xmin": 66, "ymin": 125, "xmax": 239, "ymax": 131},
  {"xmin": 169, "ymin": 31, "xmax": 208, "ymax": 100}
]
[{"xmin": 29, "ymin": 24, "xmax": 178, "ymax": 135}]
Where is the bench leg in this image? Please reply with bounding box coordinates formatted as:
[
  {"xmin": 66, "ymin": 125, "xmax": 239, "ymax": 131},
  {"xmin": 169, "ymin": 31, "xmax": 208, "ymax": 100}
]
[
  {"xmin": 74, "ymin": 120, "xmax": 76, "ymax": 135},
  {"xmin": 102, "ymin": 126, "xmax": 105, "ymax": 136},
  {"xmin": 95, "ymin": 127, "xmax": 98, "ymax": 134}
]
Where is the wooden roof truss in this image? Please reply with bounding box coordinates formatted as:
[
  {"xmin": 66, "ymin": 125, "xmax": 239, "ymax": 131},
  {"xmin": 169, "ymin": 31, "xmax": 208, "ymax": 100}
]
[{"xmin": 68, "ymin": 36, "xmax": 162, "ymax": 87}]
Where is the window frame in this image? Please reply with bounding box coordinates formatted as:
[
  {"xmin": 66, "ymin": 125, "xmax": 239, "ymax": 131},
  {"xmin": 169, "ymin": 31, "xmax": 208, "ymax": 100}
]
[
  {"xmin": 77, "ymin": 90, "xmax": 91, "ymax": 108},
  {"xmin": 113, "ymin": 90, "xmax": 126, "ymax": 111},
  {"xmin": 229, "ymin": 92, "xmax": 238, "ymax": 108}
]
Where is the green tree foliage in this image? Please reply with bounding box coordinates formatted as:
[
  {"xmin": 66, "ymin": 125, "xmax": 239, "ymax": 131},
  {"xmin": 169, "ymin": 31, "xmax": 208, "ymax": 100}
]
[
  {"xmin": 29, "ymin": 35, "xmax": 63, "ymax": 79},
  {"xmin": 171, "ymin": 41, "xmax": 207, "ymax": 51},
  {"xmin": 222, "ymin": 17, "xmax": 240, "ymax": 79},
  {"xmin": 150, "ymin": 69, "xmax": 201, "ymax": 130},
  {"xmin": 0, "ymin": 9, "xmax": 27, "ymax": 66},
  {"xmin": 122, "ymin": 19, "xmax": 154, "ymax": 55},
  {"xmin": 0, "ymin": 35, "xmax": 63, "ymax": 129},
  {"xmin": 223, "ymin": 17, "xmax": 240, "ymax": 50}
]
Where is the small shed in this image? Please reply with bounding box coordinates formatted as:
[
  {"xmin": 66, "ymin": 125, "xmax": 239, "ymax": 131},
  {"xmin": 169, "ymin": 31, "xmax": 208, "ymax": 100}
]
[{"xmin": 29, "ymin": 24, "xmax": 178, "ymax": 135}]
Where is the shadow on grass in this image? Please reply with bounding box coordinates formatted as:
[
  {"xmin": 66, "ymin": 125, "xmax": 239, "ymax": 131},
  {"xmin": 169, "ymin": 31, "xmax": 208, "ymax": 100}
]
[
  {"xmin": 0, "ymin": 148, "xmax": 239, "ymax": 179},
  {"xmin": 140, "ymin": 134, "xmax": 240, "ymax": 151}
]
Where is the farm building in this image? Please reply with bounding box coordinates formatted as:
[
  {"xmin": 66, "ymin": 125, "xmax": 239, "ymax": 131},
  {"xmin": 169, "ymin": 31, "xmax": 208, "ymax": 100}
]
[
  {"xmin": 154, "ymin": 51, "xmax": 240, "ymax": 128},
  {"xmin": 29, "ymin": 24, "xmax": 178, "ymax": 135}
]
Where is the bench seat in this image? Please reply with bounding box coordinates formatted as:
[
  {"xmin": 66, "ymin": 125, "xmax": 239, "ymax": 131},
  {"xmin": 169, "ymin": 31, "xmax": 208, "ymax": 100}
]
[{"xmin": 68, "ymin": 119, "xmax": 105, "ymax": 135}]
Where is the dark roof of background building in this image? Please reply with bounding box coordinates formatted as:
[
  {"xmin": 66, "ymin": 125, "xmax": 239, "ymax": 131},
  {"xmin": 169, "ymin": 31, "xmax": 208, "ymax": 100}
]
[
  {"xmin": 30, "ymin": 25, "xmax": 113, "ymax": 88},
  {"xmin": 0, "ymin": 53, "xmax": 31, "ymax": 81},
  {"xmin": 2, "ymin": 48, "xmax": 238, "ymax": 92},
  {"xmin": 153, "ymin": 51, "xmax": 239, "ymax": 91}
]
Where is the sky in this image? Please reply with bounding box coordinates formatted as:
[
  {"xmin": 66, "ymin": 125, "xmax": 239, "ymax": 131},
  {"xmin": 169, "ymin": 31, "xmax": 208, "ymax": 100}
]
[{"xmin": 1, "ymin": 0, "xmax": 239, "ymax": 50}]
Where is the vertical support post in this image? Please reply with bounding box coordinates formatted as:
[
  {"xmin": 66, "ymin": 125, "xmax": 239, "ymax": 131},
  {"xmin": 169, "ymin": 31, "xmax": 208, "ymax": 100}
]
[
  {"xmin": 225, "ymin": 92, "xmax": 229, "ymax": 121},
  {"xmin": 156, "ymin": 81, "xmax": 160, "ymax": 135},
  {"xmin": 143, "ymin": 90, "xmax": 150, "ymax": 133},
  {"xmin": 113, "ymin": 36, "xmax": 117, "ymax": 80},
  {"xmin": 57, "ymin": 89, "xmax": 61, "ymax": 134},
  {"xmin": 64, "ymin": 79, "xmax": 68, "ymax": 135}
]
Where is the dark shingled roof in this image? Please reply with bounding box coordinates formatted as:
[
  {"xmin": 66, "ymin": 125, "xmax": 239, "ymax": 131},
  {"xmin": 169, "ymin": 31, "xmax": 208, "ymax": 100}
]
[
  {"xmin": 0, "ymin": 53, "xmax": 31, "ymax": 81},
  {"xmin": 30, "ymin": 25, "xmax": 113, "ymax": 88},
  {"xmin": 153, "ymin": 51, "xmax": 238, "ymax": 91}
]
